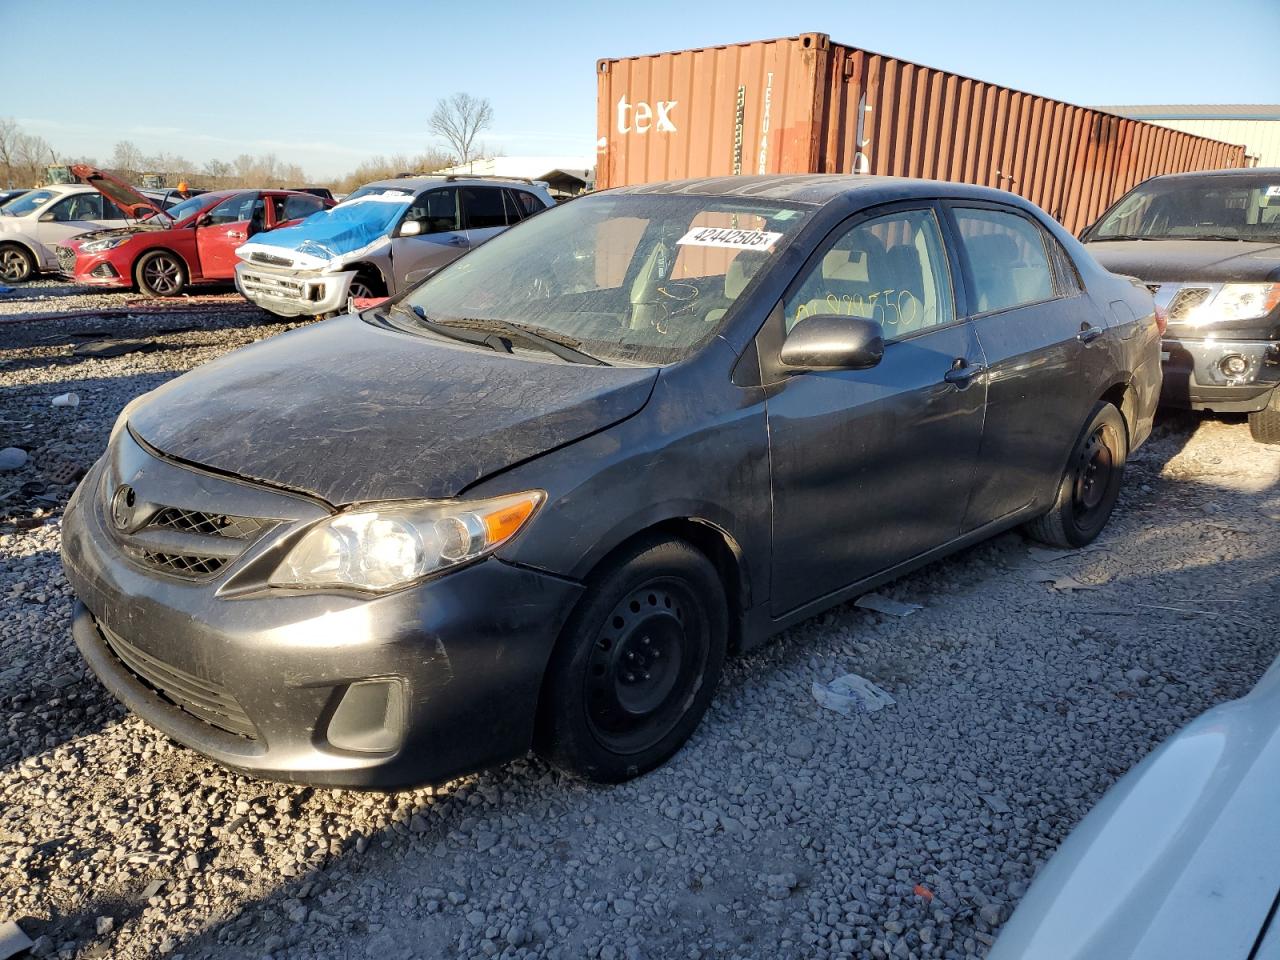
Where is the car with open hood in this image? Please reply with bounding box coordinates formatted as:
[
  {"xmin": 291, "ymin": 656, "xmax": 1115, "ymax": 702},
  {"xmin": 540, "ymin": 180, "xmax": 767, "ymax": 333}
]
[
  {"xmin": 58, "ymin": 166, "xmax": 333, "ymax": 296},
  {"xmin": 1082, "ymin": 169, "xmax": 1280, "ymax": 443},
  {"xmin": 0, "ymin": 182, "xmax": 131, "ymax": 283},
  {"xmin": 990, "ymin": 651, "xmax": 1280, "ymax": 960},
  {"xmin": 62, "ymin": 175, "xmax": 1160, "ymax": 789},
  {"xmin": 233, "ymin": 175, "xmax": 553, "ymax": 317}
]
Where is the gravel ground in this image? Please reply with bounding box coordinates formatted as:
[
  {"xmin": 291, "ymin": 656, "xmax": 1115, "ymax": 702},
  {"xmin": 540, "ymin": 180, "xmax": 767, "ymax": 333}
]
[{"xmin": 2, "ymin": 279, "xmax": 1279, "ymax": 960}]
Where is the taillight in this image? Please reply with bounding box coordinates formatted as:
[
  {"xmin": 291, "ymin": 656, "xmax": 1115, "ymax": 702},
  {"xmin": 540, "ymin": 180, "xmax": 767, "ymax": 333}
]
[{"xmin": 1153, "ymin": 303, "xmax": 1168, "ymax": 336}]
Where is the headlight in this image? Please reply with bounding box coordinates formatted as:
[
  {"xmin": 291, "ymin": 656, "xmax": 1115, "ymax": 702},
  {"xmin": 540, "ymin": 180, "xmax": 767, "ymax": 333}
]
[
  {"xmin": 79, "ymin": 235, "xmax": 132, "ymax": 254},
  {"xmin": 1194, "ymin": 283, "xmax": 1280, "ymax": 326},
  {"xmin": 268, "ymin": 491, "xmax": 544, "ymax": 592}
]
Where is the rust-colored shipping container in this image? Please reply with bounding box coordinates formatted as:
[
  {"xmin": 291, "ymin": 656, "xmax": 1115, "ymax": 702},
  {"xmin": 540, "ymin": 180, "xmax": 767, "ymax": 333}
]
[{"xmin": 595, "ymin": 33, "xmax": 1249, "ymax": 233}]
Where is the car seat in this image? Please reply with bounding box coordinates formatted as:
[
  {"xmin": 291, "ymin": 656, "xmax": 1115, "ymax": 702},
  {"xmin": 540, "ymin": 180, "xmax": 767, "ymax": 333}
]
[
  {"xmin": 964, "ymin": 232, "xmax": 1021, "ymax": 312},
  {"xmin": 881, "ymin": 243, "xmax": 927, "ymax": 336}
]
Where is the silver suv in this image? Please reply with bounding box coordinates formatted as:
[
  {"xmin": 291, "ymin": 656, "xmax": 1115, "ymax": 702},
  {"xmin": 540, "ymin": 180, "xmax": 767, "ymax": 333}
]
[{"xmin": 234, "ymin": 176, "xmax": 554, "ymax": 316}]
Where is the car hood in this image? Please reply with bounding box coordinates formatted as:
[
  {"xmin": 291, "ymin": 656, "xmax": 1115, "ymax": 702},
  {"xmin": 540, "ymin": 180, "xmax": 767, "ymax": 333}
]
[
  {"xmin": 235, "ymin": 191, "xmax": 413, "ymax": 271},
  {"xmin": 1085, "ymin": 239, "xmax": 1280, "ymax": 283},
  {"xmin": 67, "ymin": 224, "xmax": 165, "ymax": 246},
  {"xmin": 70, "ymin": 164, "xmax": 168, "ymax": 221},
  {"xmin": 127, "ymin": 313, "xmax": 658, "ymax": 506},
  {"xmin": 990, "ymin": 654, "xmax": 1280, "ymax": 960}
]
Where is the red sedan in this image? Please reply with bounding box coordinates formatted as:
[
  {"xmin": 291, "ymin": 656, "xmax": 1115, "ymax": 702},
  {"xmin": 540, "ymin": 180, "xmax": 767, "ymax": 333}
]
[{"xmin": 58, "ymin": 166, "xmax": 332, "ymax": 296}]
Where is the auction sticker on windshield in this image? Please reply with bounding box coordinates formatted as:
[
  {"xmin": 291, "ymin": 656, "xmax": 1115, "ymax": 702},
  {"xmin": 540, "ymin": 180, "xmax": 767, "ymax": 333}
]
[{"xmin": 677, "ymin": 227, "xmax": 783, "ymax": 250}]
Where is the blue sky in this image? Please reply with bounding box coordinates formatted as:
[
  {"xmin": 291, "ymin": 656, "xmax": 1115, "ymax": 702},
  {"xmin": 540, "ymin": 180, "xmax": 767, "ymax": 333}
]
[{"xmin": 3, "ymin": 0, "xmax": 1277, "ymax": 179}]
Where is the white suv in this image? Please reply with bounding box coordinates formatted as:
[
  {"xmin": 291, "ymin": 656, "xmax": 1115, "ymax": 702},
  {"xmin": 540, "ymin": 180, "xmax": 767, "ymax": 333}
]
[{"xmin": 0, "ymin": 184, "xmax": 128, "ymax": 282}]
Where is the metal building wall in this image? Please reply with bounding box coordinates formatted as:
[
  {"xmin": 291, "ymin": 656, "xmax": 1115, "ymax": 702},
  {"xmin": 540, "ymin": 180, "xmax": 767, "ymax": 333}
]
[
  {"xmin": 1124, "ymin": 118, "xmax": 1278, "ymax": 167},
  {"xmin": 596, "ymin": 33, "xmax": 1248, "ymax": 233}
]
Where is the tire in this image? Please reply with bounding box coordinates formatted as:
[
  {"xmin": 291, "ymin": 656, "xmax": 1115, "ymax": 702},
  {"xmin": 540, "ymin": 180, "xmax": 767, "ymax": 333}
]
[
  {"xmin": 535, "ymin": 537, "xmax": 728, "ymax": 783},
  {"xmin": 1025, "ymin": 402, "xmax": 1128, "ymax": 548},
  {"xmin": 1248, "ymin": 389, "xmax": 1280, "ymax": 444},
  {"xmin": 348, "ymin": 270, "xmax": 386, "ymax": 301},
  {"xmin": 135, "ymin": 250, "xmax": 187, "ymax": 297},
  {"xmin": 0, "ymin": 243, "xmax": 36, "ymax": 283}
]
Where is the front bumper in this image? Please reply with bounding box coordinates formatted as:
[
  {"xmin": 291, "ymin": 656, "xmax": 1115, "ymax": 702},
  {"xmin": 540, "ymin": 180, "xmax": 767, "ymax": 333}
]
[
  {"xmin": 61, "ymin": 447, "xmax": 582, "ymax": 789},
  {"xmin": 1160, "ymin": 336, "xmax": 1280, "ymax": 413},
  {"xmin": 235, "ymin": 261, "xmax": 354, "ymax": 317},
  {"xmin": 57, "ymin": 245, "xmax": 130, "ymax": 287}
]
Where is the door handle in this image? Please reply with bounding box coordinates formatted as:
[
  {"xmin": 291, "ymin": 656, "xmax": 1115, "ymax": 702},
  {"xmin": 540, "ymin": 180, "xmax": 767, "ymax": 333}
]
[
  {"xmin": 943, "ymin": 359, "xmax": 986, "ymax": 386},
  {"xmin": 227, "ymin": 232, "xmax": 246, "ymax": 240},
  {"xmin": 1077, "ymin": 324, "xmax": 1104, "ymax": 344},
  {"xmin": 448, "ymin": 236, "xmax": 468, "ymax": 246}
]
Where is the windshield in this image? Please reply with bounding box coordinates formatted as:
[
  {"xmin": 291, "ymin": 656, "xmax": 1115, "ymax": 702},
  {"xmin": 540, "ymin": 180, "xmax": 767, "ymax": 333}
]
[
  {"xmin": 338, "ymin": 185, "xmax": 414, "ymax": 207},
  {"xmin": 1087, "ymin": 175, "xmax": 1280, "ymax": 241},
  {"xmin": 395, "ymin": 193, "xmax": 813, "ymax": 365},
  {"xmin": 158, "ymin": 194, "xmax": 213, "ymax": 224},
  {"xmin": 0, "ymin": 190, "xmax": 55, "ymax": 217}
]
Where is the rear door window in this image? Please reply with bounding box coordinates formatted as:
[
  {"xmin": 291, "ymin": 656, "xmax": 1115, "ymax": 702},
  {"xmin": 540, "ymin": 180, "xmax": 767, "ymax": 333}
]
[
  {"xmin": 461, "ymin": 186, "xmax": 509, "ymax": 229},
  {"xmin": 953, "ymin": 207, "xmax": 1056, "ymax": 313},
  {"xmin": 511, "ymin": 190, "xmax": 545, "ymax": 218},
  {"xmin": 405, "ymin": 188, "xmax": 461, "ymax": 234}
]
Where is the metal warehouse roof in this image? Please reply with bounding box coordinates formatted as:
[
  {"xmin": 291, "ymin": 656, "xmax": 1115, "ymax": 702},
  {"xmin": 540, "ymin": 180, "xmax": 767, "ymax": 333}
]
[{"xmin": 1098, "ymin": 105, "xmax": 1280, "ymax": 121}]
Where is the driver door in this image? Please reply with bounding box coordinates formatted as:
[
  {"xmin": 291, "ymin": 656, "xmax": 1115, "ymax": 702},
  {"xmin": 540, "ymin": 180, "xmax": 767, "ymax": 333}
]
[
  {"xmin": 389, "ymin": 187, "xmax": 466, "ymax": 291},
  {"xmin": 195, "ymin": 193, "xmax": 262, "ymax": 279},
  {"xmin": 34, "ymin": 193, "xmax": 111, "ymax": 264},
  {"xmin": 764, "ymin": 204, "xmax": 988, "ymax": 616}
]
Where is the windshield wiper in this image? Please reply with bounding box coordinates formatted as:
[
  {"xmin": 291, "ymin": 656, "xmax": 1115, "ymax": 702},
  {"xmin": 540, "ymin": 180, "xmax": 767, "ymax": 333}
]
[
  {"xmin": 382, "ymin": 303, "xmax": 511, "ymax": 353},
  {"xmin": 401, "ymin": 305, "xmax": 608, "ymax": 366},
  {"xmin": 1088, "ymin": 235, "xmax": 1157, "ymax": 241}
]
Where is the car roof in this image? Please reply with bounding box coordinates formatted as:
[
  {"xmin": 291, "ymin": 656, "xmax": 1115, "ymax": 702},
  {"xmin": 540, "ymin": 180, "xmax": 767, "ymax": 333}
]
[
  {"xmin": 609, "ymin": 174, "xmax": 1034, "ymax": 207},
  {"xmin": 1142, "ymin": 167, "xmax": 1280, "ymax": 183},
  {"xmin": 360, "ymin": 176, "xmax": 542, "ymax": 192}
]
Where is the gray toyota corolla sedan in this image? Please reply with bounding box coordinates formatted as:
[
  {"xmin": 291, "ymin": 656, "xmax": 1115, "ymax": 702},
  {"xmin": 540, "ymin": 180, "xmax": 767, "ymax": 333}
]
[{"xmin": 62, "ymin": 175, "xmax": 1161, "ymax": 789}]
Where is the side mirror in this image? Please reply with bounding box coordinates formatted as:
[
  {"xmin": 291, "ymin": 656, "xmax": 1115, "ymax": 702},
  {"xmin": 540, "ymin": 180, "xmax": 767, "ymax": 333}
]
[
  {"xmin": 196, "ymin": 214, "xmax": 213, "ymax": 227},
  {"xmin": 38, "ymin": 211, "xmax": 56, "ymax": 222},
  {"xmin": 780, "ymin": 314, "xmax": 884, "ymax": 371},
  {"xmin": 398, "ymin": 220, "xmax": 423, "ymax": 237}
]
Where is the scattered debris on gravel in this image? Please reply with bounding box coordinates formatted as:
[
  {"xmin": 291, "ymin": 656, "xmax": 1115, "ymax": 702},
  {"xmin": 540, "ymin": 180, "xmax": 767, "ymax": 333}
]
[{"xmin": 1, "ymin": 279, "xmax": 1278, "ymax": 959}]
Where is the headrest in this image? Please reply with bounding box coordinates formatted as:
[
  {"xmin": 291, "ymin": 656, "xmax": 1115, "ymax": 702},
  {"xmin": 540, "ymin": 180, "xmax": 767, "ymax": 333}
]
[{"xmin": 724, "ymin": 251, "xmax": 767, "ymax": 298}]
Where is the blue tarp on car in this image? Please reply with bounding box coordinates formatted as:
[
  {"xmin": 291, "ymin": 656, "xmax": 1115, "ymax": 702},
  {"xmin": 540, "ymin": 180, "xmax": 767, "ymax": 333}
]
[{"xmin": 241, "ymin": 191, "xmax": 414, "ymax": 265}]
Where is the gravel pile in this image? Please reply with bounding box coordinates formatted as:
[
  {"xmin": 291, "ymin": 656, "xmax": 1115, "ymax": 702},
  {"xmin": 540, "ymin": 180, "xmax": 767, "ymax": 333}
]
[{"xmin": 2, "ymin": 280, "xmax": 1278, "ymax": 959}]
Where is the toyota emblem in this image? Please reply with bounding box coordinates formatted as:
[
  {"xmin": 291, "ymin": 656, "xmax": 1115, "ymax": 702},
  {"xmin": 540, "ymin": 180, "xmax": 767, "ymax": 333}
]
[{"xmin": 110, "ymin": 484, "xmax": 137, "ymax": 531}]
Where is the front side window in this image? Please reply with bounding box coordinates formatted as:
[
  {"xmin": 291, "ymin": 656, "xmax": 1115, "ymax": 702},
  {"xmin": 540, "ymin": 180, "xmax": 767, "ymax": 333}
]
[
  {"xmin": 953, "ymin": 207, "xmax": 1055, "ymax": 314},
  {"xmin": 1086, "ymin": 175, "xmax": 1280, "ymax": 241},
  {"xmin": 205, "ymin": 193, "xmax": 259, "ymax": 226},
  {"xmin": 784, "ymin": 208, "xmax": 955, "ymax": 340},
  {"xmin": 404, "ymin": 188, "xmax": 461, "ymax": 235},
  {"xmin": 462, "ymin": 186, "xmax": 509, "ymax": 229},
  {"xmin": 48, "ymin": 193, "xmax": 103, "ymax": 222},
  {"xmin": 393, "ymin": 193, "xmax": 813, "ymax": 365}
]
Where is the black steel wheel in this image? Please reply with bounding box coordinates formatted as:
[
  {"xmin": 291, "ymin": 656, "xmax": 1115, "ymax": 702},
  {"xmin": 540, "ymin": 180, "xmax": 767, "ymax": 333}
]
[
  {"xmin": 136, "ymin": 250, "xmax": 186, "ymax": 296},
  {"xmin": 0, "ymin": 243, "xmax": 35, "ymax": 283},
  {"xmin": 536, "ymin": 537, "xmax": 727, "ymax": 783},
  {"xmin": 1025, "ymin": 401, "xmax": 1128, "ymax": 548}
]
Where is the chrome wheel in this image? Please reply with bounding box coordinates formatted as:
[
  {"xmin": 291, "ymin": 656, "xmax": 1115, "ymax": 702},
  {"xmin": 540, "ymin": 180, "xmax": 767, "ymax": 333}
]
[
  {"xmin": 0, "ymin": 246, "xmax": 33, "ymax": 282},
  {"xmin": 348, "ymin": 279, "xmax": 376, "ymax": 299},
  {"xmin": 141, "ymin": 254, "xmax": 183, "ymax": 295}
]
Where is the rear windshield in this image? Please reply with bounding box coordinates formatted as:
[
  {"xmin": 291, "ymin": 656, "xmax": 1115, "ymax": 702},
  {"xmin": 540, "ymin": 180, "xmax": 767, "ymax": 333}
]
[
  {"xmin": 1087, "ymin": 175, "xmax": 1280, "ymax": 241},
  {"xmin": 395, "ymin": 193, "xmax": 813, "ymax": 365}
]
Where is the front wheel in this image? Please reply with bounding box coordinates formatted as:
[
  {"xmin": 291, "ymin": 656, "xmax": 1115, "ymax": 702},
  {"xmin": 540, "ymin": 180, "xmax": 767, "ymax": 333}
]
[
  {"xmin": 535, "ymin": 537, "xmax": 727, "ymax": 783},
  {"xmin": 1025, "ymin": 401, "xmax": 1128, "ymax": 548},
  {"xmin": 136, "ymin": 250, "xmax": 187, "ymax": 297},
  {"xmin": 1248, "ymin": 388, "xmax": 1280, "ymax": 444},
  {"xmin": 0, "ymin": 243, "xmax": 36, "ymax": 283}
]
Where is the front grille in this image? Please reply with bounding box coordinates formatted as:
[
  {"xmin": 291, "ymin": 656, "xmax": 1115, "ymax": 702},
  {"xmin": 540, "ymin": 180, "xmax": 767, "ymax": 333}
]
[
  {"xmin": 1167, "ymin": 286, "xmax": 1213, "ymax": 324},
  {"xmin": 250, "ymin": 251, "xmax": 294, "ymax": 267},
  {"xmin": 110, "ymin": 501, "xmax": 275, "ymax": 581},
  {"xmin": 100, "ymin": 622, "xmax": 257, "ymax": 739},
  {"xmin": 240, "ymin": 269, "xmax": 306, "ymax": 302},
  {"xmin": 55, "ymin": 245, "xmax": 76, "ymax": 276},
  {"xmin": 149, "ymin": 507, "xmax": 270, "ymax": 541}
]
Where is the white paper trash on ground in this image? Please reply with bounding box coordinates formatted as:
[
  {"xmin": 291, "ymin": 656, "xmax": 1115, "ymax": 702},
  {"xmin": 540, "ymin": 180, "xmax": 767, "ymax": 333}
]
[
  {"xmin": 854, "ymin": 593, "xmax": 922, "ymax": 617},
  {"xmin": 812, "ymin": 674, "xmax": 897, "ymax": 715}
]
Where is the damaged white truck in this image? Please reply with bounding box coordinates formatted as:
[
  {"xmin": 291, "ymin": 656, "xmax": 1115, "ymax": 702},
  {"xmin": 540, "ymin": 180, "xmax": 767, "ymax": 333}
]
[{"xmin": 234, "ymin": 175, "xmax": 553, "ymax": 316}]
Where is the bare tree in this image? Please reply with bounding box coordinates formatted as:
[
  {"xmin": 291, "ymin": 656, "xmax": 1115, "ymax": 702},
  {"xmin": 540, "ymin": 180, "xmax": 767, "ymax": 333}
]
[
  {"xmin": 110, "ymin": 140, "xmax": 145, "ymax": 177},
  {"xmin": 429, "ymin": 93, "xmax": 494, "ymax": 165}
]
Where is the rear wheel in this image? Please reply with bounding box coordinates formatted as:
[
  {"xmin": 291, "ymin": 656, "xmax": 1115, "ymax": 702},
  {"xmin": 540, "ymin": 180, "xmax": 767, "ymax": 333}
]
[
  {"xmin": 535, "ymin": 537, "xmax": 727, "ymax": 783},
  {"xmin": 1025, "ymin": 402, "xmax": 1128, "ymax": 548},
  {"xmin": 0, "ymin": 243, "xmax": 35, "ymax": 283},
  {"xmin": 1248, "ymin": 388, "xmax": 1280, "ymax": 444},
  {"xmin": 136, "ymin": 250, "xmax": 186, "ymax": 296}
]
